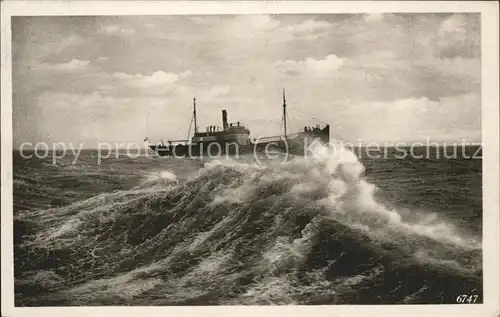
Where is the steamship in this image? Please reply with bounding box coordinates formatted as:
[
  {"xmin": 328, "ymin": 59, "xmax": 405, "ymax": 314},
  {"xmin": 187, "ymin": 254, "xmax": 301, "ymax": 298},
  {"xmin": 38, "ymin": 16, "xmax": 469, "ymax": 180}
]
[{"xmin": 145, "ymin": 90, "xmax": 330, "ymax": 157}]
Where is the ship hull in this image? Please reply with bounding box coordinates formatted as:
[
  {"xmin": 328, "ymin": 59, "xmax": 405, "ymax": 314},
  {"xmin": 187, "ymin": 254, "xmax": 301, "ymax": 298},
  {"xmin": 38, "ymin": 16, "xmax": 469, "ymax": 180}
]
[{"xmin": 149, "ymin": 135, "xmax": 328, "ymax": 158}]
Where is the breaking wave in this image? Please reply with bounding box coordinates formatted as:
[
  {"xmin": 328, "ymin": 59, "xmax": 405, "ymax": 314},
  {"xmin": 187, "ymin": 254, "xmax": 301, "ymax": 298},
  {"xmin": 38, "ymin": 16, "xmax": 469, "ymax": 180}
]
[{"xmin": 14, "ymin": 143, "xmax": 482, "ymax": 305}]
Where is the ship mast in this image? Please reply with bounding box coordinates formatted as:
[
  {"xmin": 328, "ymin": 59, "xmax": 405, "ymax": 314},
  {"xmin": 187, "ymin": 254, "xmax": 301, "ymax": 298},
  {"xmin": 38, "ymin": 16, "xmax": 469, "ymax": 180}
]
[
  {"xmin": 193, "ymin": 97, "xmax": 198, "ymax": 134},
  {"xmin": 282, "ymin": 89, "xmax": 287, "ymax": 139}
]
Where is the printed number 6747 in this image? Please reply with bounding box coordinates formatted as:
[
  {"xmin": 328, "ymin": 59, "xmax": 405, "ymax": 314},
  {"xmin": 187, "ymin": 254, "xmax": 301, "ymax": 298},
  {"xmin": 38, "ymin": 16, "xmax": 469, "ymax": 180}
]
[{"xmin": 456, "ymin": 294, "xmax": 479, "ymax": 303}]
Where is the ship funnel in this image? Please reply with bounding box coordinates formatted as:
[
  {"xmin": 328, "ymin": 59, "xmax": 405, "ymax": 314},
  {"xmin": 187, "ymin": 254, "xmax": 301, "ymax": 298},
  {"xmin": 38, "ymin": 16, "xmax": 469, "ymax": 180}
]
[{"xmin": 222, "ymin": 110, "xmax": 228, "ymax": 130}]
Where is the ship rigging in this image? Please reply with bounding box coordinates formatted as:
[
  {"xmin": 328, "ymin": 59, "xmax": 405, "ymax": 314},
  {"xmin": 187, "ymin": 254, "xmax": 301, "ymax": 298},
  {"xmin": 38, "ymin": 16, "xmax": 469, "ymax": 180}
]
[{"xmin": 145, "ymin": 90, "xmax": 330, "ymax": 157}]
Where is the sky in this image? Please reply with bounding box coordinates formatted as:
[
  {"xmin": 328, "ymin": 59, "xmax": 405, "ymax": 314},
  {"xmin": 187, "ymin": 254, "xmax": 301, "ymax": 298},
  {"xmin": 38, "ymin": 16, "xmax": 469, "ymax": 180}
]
[{"xmin": 12, "ymin": 13, "xmax": 481, "ymax": 147}]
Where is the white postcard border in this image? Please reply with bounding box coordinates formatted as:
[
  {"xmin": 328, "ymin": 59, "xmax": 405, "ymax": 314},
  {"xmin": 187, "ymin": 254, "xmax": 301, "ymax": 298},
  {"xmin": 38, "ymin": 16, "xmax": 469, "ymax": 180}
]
[{"xmin": 1, "ymin": 1, "xmax": 498, "ymax": 317}]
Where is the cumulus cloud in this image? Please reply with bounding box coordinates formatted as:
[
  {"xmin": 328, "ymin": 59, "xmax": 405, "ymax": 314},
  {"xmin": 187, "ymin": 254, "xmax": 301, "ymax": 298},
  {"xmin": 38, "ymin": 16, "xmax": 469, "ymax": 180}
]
[
  {"xmin": 13, "ymin": 14, "xmax": 482, "ymax": 146},
  {"xmin": 217, "ymin": 15, "xmax": 332, "ymax": 43},
  {"xmin": 113, "ymin": 70, "xmax": 192, "ymax": 87},
  {"xmin": 290, "ymin": 19, "xmax": 330, "ymax": 33},
  {"xmin": 95, "ymin": 56, "xmax": 109, "ymax": 62},
  {"xmin": 99, "ymin": 24, "xmax": 137, "ymax": 36},
  {"xmin": 144, "ymin": 71, "xmax": 181, "ymax": 85},
  {"xmin": 283, "ymin": 19, "xmax": 331, "ymax": 40},
  {"xmin": 276, "ymin": 54, "xmax": 345, "ymax": 76}
]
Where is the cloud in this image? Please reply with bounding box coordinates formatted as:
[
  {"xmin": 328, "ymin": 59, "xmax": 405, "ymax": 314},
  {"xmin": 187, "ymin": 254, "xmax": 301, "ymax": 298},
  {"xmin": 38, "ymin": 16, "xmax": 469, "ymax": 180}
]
[
  {"xmin": 335, "ymin": 93, "xmax": 481, "ymax": 143},
  {"xmin": 30, "ymin": 91, "xmax": 152, "ymax": 144},
  {"xmin": 32, "ymin": 59, "xmax": 90, "ymax": 72},
  {"xmin": 436, "ymin": 14, "xmax": 480, "ymax": 58},
  {"xmin": 49, "ymin": 35, "xmax": 87, "ymax": 53},
  {"xmin": 428, "ymin": 56, "xmax": 480, "ymax": 78},
  {"xmin": 439, "ymin": 14, "xmax": 468, "ymax": 37},
  {"xmin": 36, "ymin": 91, "xmax": 128, "ymax": 110},
  {"xmin": 229, "ymin": 15, "xmax": 281, "ymax": 33},
  {"xmin": 99, "ymin": 24, "xmax": 136, "ymax": 36},
  {"xmin": 290, "ymin": 19, "xmax": 330, "ymax": 33},
  {"xmin": 215, "ymin": 15, "xmax": 332, "ymax": 43},
  {"xmin": 95, "ymin": 56, "xmax": 109, "ymax": 62},
  {"xmin": 276, "ymin": 19, "xmax": 332, "ymax": 41},
  {"xmin": 13, "ymin": 14, "xmax": 481, "ymax": 146},
  {"xmin": 198, "ymin": 85, "xmax": 231, "ymax": 101},
  {"xmin": 140, "ymin": 71, "xmax": 191, "ymax": 85},
  {"xmin": 276, "ymin": 54, "xmax": 345, "ymax": 76},
  {"xmin": 364, "ymin": 13, "xmax": 385, "ymax": 23},
  {"xmin": 113, "ymin": 70, "xmax": 192, "ymax": 88}
]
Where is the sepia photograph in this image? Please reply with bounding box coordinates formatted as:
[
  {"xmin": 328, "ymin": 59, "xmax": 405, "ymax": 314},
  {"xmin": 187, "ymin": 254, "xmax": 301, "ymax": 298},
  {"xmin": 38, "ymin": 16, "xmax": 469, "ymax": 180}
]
[{"xmin": 1, "ymin": 1, "xmax": 499, "ymax": 317}]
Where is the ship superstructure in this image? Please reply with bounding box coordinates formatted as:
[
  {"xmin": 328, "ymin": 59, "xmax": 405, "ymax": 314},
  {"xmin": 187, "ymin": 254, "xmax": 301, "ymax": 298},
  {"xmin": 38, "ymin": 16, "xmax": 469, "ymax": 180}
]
[{"xmin": 145, "ymin": 90, "xmax": 330, "ymax": 157}]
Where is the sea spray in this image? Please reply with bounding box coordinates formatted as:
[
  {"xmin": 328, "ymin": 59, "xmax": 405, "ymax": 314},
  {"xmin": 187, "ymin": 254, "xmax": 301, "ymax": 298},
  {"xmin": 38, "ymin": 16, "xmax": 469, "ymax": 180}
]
[{"xmin": 14, "ymin": 143, "xmax": 482, "ymax": 305}]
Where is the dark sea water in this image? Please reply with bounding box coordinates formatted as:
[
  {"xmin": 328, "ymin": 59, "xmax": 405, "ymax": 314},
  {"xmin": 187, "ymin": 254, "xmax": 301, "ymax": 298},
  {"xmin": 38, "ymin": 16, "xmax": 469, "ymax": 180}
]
[{"xmin": 13, "ymin": 144, "xmax": 483, "ymax": 306}]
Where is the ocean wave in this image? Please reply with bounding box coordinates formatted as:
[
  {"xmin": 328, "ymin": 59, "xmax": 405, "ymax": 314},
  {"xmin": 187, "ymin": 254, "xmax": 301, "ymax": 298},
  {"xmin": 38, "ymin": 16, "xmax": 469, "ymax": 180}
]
[{"xmin": 14, "ymin": 143, "xmax": 482, "ymax": 305}]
